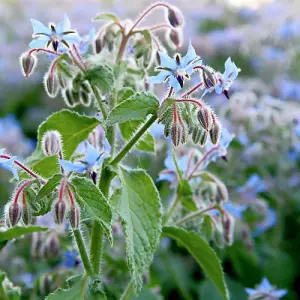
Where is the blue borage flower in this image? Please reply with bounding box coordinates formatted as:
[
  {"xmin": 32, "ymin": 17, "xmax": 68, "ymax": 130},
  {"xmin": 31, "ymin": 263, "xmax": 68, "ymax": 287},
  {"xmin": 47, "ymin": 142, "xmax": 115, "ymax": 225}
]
[
  {"xmin": 29, "ymin": 14, "xmax": 81, "ymax": 51},
  {"xmin": 201, "ymin": 57, "xmax": 240, "ymax": 99},
  {"xmin": 245, "ymin": 278, "xmax": 287, "ymax": 299},
  {"xmin": 59, "ymin": 139, "xmax": 111, "ymax": 174},
  {"xmin": 147, "ymin": 42, "xmax": 202, "ymax": 92},
  {"xmin": 0, "ymin": 149, "xmax": 19, "ymax": 181}
]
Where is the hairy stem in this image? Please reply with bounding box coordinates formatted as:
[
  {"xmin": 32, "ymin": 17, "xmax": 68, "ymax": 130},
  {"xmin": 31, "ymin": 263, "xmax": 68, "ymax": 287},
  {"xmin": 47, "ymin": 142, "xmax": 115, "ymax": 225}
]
[
  {"xmin": 73, "ymin": 229, "xmax": 93, "ymax": 275},
  {"xmin": 120, "ymin": 280, "xmax": 134, "ymax": 300},
  {"xmin": 111, "ymin": 114, "xmax": 157, "ymax": 165},
  {"xmin": 91, "ymin": 85, "xmax": 108, "ymax": 120},
  {"xmin": 163, "ymin": 194, "xmax": 180, "ymax": 225}
]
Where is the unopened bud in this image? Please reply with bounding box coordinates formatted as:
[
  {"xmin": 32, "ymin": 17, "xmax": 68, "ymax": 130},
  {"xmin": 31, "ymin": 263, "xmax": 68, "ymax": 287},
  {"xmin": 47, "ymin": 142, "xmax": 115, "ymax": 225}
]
[
  {"xmin": 62, "ymin": 88, "xmax": 77, "ymax": 108},
  {"xmin": 210, "ymin": 120, "xmax": 221, "ymax": 145},
  {"xmin": 180, "ymin": 125, "xmax": 187, "ymax": 144},
  {"xmin": 95, "ymin": 37, "xmax": 103, "ymax": 54},
  {"xmin": 192, "ymin": 127, "xmax": 202, "ymax": 144},
  {"xmin": 80, "ymin": 90, "xmax": 91, "ymax": 107},
  {"xmin": 8, "ymin": 202, "xmax": 22, "ymax": 227},
  {"xmin": 197, "ymin": 106, "xmax": 213, "ymax": 131},
  {"xmin": 164, "ymin": 123, "xmax": 171, "ymax": 138},
  {"xmin": 156, "ymin": 51, "xmax": 161, "ymax": 65},
  {"xmin": 40, "ymin": 274, "xmax": 52, "ymax": 295},
  {"xmin": 72, "ymin": 89, "xmax": 80, "ymax": 103},
  {"xmin": 42, "ymin": 130, "xmax": 62, "ymax": 156},
  {"xmin": 167, "ymin": 6, "xmax": 184, "ymax": 28},
  {"xmin": 44, "ymin": 71, "xmax": 59, "ymax": 98},
  {"xmin": 53, "ymin": 200, "xmax": 67, "ymax": 225},
  {"xmin": 69, "ymin": 205, "xmax": 80, "ymax": 229},
  {"xmin": 199, "ymin": 128, "xmax": 208, "ymax": 146},
  {"xmin": 22, "ymin": 204, "xmax": 32, "ymax": 225},
  {"xmin": 45, "ymin": 233, "xmax": 60, "ymax": 258},
  {"xmin": 20, "ymin": 52, "xmax": 37, "ymax": 78},
  {"xmin": 168, "ymin": 30, "xmax": 182, "ymax": 49},
  {"xmin": 81, "ymin": 81, "xmax": 91, "ymax": 94},
  {"xmin": 223, "ymin": 213, "xmax": 235, "ymax": 246},
  {"xmin": 57, "ymin": 71, "xmax": 68, "ymax": 89},
  {"xmin": 171, "ymin": 123, "xmax": 182, "ymax": 147},
  {"xmin": 31, "ymin": 232, "xmax": 44, "ymax": 259},
  {"xmin": 201, "ymin": 66, "xmax": 217, "ymax": 90}
]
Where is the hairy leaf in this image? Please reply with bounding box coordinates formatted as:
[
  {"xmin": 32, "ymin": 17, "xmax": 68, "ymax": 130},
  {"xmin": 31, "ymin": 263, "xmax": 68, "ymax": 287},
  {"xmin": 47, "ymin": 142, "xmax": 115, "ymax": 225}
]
[
  {"xmin": 93, "ymin": 13, "xmax": 119, "ymax": 23},
  {"xmin": 163, "ymin": 226, "xmax": 229, "ymax": 300},
  {"xmin": 106, "ymin": 92, "xmax": 159, "ymax": 126},
  {"xmin": 111, "ymin": 167, "xmax": 162, "ymax": 291}
]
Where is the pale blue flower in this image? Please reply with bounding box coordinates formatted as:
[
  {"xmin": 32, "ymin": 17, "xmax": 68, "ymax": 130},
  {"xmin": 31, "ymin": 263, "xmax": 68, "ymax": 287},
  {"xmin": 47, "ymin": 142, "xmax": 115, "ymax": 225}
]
[
  {"xmin": 79, "ymin": 28, "xmax": 95, "ymax": 54},
  {"xmin": 245, "ymin": 278, "xmax": 287, "ymax": 299},
  {"xmin": 29, "ymin": 14, "xmax": 80, "ymax": 51},
  {"xmin": 237, "ymin": 174, "xmax": 267, "ymax": 195},
  {"xmin": 59, "ymin": 139, "xmax": 111, "ymax": 174},
  {"xmin": 147, "ymin": 42, "xmax": 202, "ymax": 92},
  {"xmin": 253, "ymin": 208, "xmax": 277, "ymax": 237},
  {"xmin": 224, "ymin": 202, "xmax": 247, "ymax": 219},
  {"xmin": 0, "ymin": 149, "xmax": 19, "ymax": 181},
  {"xmin": 214, "ymin": 57, "xmax": 241, "ymax": 98}
]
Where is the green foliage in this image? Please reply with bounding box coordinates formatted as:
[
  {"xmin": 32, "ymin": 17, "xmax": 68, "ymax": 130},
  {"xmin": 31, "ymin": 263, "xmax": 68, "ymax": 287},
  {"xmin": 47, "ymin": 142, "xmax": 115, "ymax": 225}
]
[
  {"xmin": 106, "ymin": 92, "xmax": 159, "ymax": 126},
  {"xmin": 177, "ymin": 179, "xmax": 198, "ymax": 211},
  {"xmin": 111, "ymin": 167, "xmax": 162, "ymax": 291},
  {"xmin": 84, "ymin": 65, "xmax": 115, "ymax": 94},
  {"xmin": 163, "ymin": 226, "xmax": 229, "ymax": 300},
  {"xmin": 71, "ymin": 177, "xmax": 113, "ymax": 243},
  {"xmin": 93, "ymin": 13, "xmax": 120, "ymax": 23}
]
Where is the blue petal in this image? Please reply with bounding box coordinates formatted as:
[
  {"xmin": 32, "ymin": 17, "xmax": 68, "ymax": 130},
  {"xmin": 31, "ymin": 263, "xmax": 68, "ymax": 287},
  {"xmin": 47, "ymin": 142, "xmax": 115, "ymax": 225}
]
[
  {"xmin": 245, "ymin": 288, "xmax": 257, "ymax": 295},
  {"xmin": 260, "ymin": 278, "xmax": 273, "ymax": 291},
  {"xmin": 157, "ymin": 171, "xmax": 176, "ymax": 183},
  {"xmin": 56, "ymin": 13, "xmax": 71, "ymax": 34},
  {"xmin": 0, "ymin": 149, "xmax": 5, "ymax": 155},
  {"xmin": 29, "ymin": 36, "xmax": 50, "ymax": 49},
  {"xmin": 182, "ymin": 42, "xmax": 197, "ymax": 67},
  {"xmin": 59, "ymin": 159, "xmax": 86, "ymax": 173},
  {"xmin": 147, "ymin": 70, "xmax": 171, "ymax": 84},
  {"xmin": 272, "ymin": 290, "xmax": 288, "ymax": 298},
  {"xmin": 214, "ymin": 84, "xmax": 223, "ymax": 94},
  {"xmin": 103, "ymin": 137, "xmax": 111, "ymax": 155},
  {"xmin": 0, "ymin": 157, "xmax": 19, "ymax": 181},
  {"xmin": 63, "ymin": 32, "xmax": 81, "ymax": 45},
  {"xmin": 84, "ymin": 143, "xmax": 100, "ymax": 165},
  {"xmin": 220, "ymin": 128, "xmax": 234, "ymax": 149},
  {"xmin": 169, "ymin": 75, "xmax": 182, "ymax": 92},
  {"xmin": 158, "ymin": 52, "xmax": 177, "ymax": 70},
  {"xmin": 30, "ymin": 19, "xmax": 51, "ymax": 35}
]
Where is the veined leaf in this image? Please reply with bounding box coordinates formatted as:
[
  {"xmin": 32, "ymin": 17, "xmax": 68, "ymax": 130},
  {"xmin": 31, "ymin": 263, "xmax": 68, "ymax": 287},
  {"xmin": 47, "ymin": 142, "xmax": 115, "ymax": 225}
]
[{"xmin": 163, "ymin": 226, "xmax": 229, "ymax": 300}]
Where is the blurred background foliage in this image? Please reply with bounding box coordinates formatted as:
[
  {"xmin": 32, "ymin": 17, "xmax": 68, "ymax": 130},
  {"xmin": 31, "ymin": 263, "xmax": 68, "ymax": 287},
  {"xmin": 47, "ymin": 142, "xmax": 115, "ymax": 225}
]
[{"xmin": 0, "ymin": 0, "xmax": 300, "ymax": 299}]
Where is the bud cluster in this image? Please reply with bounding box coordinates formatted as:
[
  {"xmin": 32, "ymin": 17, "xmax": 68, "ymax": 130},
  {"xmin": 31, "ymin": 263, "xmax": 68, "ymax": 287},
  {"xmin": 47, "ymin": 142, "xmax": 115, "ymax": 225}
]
[
  {"xmin": 132, "ymin": 33, "xmax": 153, "ymax": 69},
  {"xmin": 158, "ymin": 98, "xmax": 222, "ymax": 147}
]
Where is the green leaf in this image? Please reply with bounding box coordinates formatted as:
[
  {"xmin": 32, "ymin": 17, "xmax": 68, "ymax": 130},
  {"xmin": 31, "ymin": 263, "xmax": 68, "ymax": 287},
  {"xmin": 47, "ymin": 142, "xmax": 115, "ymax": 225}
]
[
  {"xmin": 0, "ymin": 226, "xmax": 48, "ymax": 250},
  {"xmin": 111, "ymin": 167, "xmax": 162, "ymax": 291},
  {"xmin": 163, "ymin": 226, "xmax": 229, "ymax": 300},
  {"xmin": 84, "ymin": 65, "xmax": 115, "ymax": 94},
  {"xmin": 71, "ymin": 177, "xmax": 113, "ymax": 243},
  {"xmin": 177, "ymin": 179, "xmax": 197, "ymax": 211},
  {"xmin": 93, "ymin": 13, "xmax": 119, "ymax": 23},
  {"xmin": 106, "ymin": 92, "xmax": 159, "ymax": 126},
  {"xmin": 119, "ymin": 120, "xmax": 155, "ymax": 152},
  {"xmin": 118, "ymin": 88, "xmax": 135, "ymax": 103},
  {"xmin": 37, "ymin": 110, "xmax": 100, "ymax": 159}
]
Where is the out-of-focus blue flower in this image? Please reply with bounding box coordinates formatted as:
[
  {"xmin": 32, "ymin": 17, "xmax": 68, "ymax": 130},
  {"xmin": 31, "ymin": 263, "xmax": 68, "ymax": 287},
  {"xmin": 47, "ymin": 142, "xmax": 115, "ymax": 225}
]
[
  {"xmin": 15, "ymin": 272, "xmax": 34, "ymax": 288},
  {"xmin": 157, "ymin": 152, "xmax": 189, "ymax": 183},
  {"xmin": 78, "ymin": 28, "xmax": 95, "ymax": 54},
  {"xmin": 147, "ymin": 42, "xmax": 202, "ymax": 93},
  {"xmin": 29, "ymin": 14, "xmax": 80, "ymax": 51},
  {"xmin": 62, "ymin": 251, "xmax": 79, "ymax": 268},
  {"xmin": 224, "ymin": 202, "xmax": 247, "ymax": 219},
  {"xmin": 253, "ymin": 208, "xmax": 277, "ymax": 237},
  {"xmin": 237, "ymin": 174, "xmax": 267, "ymax": 195},
  {"xmin": 59, "ymin": 140, "xmax": 111, "ymax": 174},
  {"xmin": 0, "ymin": 149, "xmax": 19, "ymax": 181},
  {"xmin": 245, "ymin": 277, "xmax": 287, "ymax": 299},
  {"xmin": 214, "ymin": 57, "xmax": 241, "ymax": 96}
]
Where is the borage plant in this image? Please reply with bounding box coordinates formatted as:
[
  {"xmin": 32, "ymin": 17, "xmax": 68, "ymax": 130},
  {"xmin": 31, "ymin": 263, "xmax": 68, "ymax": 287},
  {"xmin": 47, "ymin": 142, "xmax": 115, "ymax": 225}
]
[{"xmin": 1, "ymin": 2, "xmax": 240, "ymax": 299}]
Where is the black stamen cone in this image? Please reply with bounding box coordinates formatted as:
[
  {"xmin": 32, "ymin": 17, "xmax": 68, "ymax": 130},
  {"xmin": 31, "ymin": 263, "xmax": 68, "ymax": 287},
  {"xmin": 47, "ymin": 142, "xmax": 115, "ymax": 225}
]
[
  {"xmin": 52, "ymin": 40, "xmax": 59, "ymax": 52},
  {"xmin": 223, "ymin": 89, "xmax": 230, "ymax": 99},
  {"xmin": 221, "ymin": 155, "xmax": 228, "ymax": 162},
  {"xmin": 176, "ymin": 75, "xmax": 184, "ymax": 88}
]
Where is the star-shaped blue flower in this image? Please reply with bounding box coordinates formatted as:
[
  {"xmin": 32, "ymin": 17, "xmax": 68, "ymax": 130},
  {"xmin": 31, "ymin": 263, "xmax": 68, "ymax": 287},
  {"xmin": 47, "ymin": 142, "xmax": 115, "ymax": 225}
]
[
  {"xmin": 29, "ymin": 14, "xmax": 81, "ymax": 51},
  {"xmin": 59, "ymin": 139, "xmax": 111, "ymax": 174},
  {"xmin": 0, "ymin": 149, "xmax": 19, "ymax": 181},
  {"xmin": 147, "ymin": 42, "xmax": 202, "ymax": 93},
  {"xmin": 245, "ymin": 278, "xmax": 287, "ymax": 299},
  {"xmin": 214, "ymin": 57, "xmax": 241, "ymax": 98}
]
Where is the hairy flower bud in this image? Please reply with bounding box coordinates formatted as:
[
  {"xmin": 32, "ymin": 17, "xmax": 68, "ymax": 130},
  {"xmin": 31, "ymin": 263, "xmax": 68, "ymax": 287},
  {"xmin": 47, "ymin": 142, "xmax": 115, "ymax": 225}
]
[
  {"xmin": 199, "ymin": 129, "xmax": 208, "ymax": 146},
  {"xmin": 42, "ymin": 130, "xmax": 62, "ymax": 156},
  {"xmin": 53, "ymin": 200, "xmax": 67, "ymax": 225},
  {"xmin": 168, "ymin": 29, "xmax": 182, "ymax": 49},
  {"xmin": 201, "ymin": 66, "xmax": 218, "ymax": 90},
  {"xmin": 8, "ymin": 202, "xmax": 22, "ymax": 227},
  {"xmin": 171, "ymin": 123, "xmax": 182, "ymax": 147},
  {"xmin": 45, "ymin": 233, "xmax": 60, "ymax": 258},
  {"xmin": 166, "ymin": 6, "xmax": 184, "ymax": 28},
  {"xmin": 79, "ymin": 90, "xmax": 91, "ymax": 107},
  {"xmin": 44, "ymin": 71, "xmax": 59, "ymax": 98},
  {"xmin": 31, "ymin": 232, "xmax": 44, "ymax": 259},
  {"xmin": 57, "ymin": 71, "xmax": 68, "ymax": 89},
  {"xmin": 197, "ymin": 106, "xmax": 213, "ymax": 131},
  {"xmin": 223, "ymin": 213, "xmax": 235, "ymax": 246},
  {"xmin": 210, "ymin": 118, "xmax": 221, "ymax": 145},
  {"xmin": 62, "ymin": 88, "xmax": 77, "ymax": 108},
  {"xmin": 22, "ymin": 204, "xmax": 32, "ymax": 225},
  {"xmin": 69, "ymin": 205, "xmax": 80, "ymax": 229},
  {"xmin": 39, "ymin": 275, "xmax": 52, "ymax": 295},
  {"xmin": 20, "ymin": 52, "xmax": 37, "ymax": 78},
  {"xmin": 95, "ymin": 37, "xmax": 103, "ymax": 54},
  {"xmin": 81, "ymin": 81, "xmax": 91, "ymax": 94}
]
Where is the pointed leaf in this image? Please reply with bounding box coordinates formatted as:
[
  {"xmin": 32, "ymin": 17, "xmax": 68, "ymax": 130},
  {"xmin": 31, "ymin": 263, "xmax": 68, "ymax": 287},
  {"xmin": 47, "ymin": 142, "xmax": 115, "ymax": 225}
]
[
  {"xmin": 93, "ymin": 13, "xmax": 119, "ymax": 23},
  {"xmin": 162, "ymin": 226, "xmax": 229, "ymax": 300}
]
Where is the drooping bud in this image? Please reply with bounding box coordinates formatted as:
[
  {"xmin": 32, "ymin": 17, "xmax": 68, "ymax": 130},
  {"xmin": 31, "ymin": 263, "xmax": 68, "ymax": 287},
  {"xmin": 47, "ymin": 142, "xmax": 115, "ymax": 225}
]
[
  {"xmin": 53, "ymin": 200, "xmax": 67, "ymax": 225},
  {"xmin": 168, "ymin": 29, "xmax": 182, "ymax": 49},
  {"xmin": 57, "ymin": 71, "xmax": 68, "ymax": 89},
  {"xmin": 22, "ymin": 204, "xmax": 32, "ymax": 225},
  {"xmin": 42, "ymin": 130, "xmax": 62, "ymax": 156},
  {"xmin": 20, "ymin": 52, "xmax": 37, "ymax": 78},
  {"xmin": 44, "ymin": 71, "xmax": 59, "ymax": 98},
  {"xmin": 8, "ymin": 202, "xmax": 22, "ymax": 227},
  {"xmin": 171, "ymin": 123, "xmax": 182, "ymax": 147},
  {"xmin": 166, "ymin": 6, "xmax": 184, "ymax": 28},
  {"xmin": 201, "ymin": 66, "xmax": 218, "ymax": 90},
  {"xmin": 197, "ymin": 106, "xmax": 213, "ymax": 131},
  {"xmin": 80, "ymin": 90, "xmax": 91, "ymax": 107},
  {"xmin": 94, "ymin": 37, "xmax": 103, "ymax": 54},
  {"xmin": 45, "ymin": 233, "xmax": 60, "ymax": 258},
  {"xmin": 39, "ymin": 275, "xmax": 53, "ymax": 295},
  {"xmin": 191, "ymin": 127, "xmax": 202, "ymax": 144},
  {"xmin": 69, "ymin": 205, "xmax": 80, "ymax": 229},
  {"xmin": 62, "ymin": 88, "xmax": 77, "ymax": 108},
  {"xmin": 31, "ymin": 232, "xmax": 44, "ymax": 259},
  {"xmin": 180, "ymin": 125, "xmax": 187, "ymax": 144},
  {"xmin": 199, "ymin": 129, "xmax": 208, "ymax": 146},
  {"xmin": 72, "ymin": 89, "xmax": 80, "ymax": 103},
  {"xmin": 222, "ymin": 213, "xmax": 235, "ymax": 246},
  {"xmin": 210, "ymin": 119, "xmax": 221, "ymax": 145}
]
